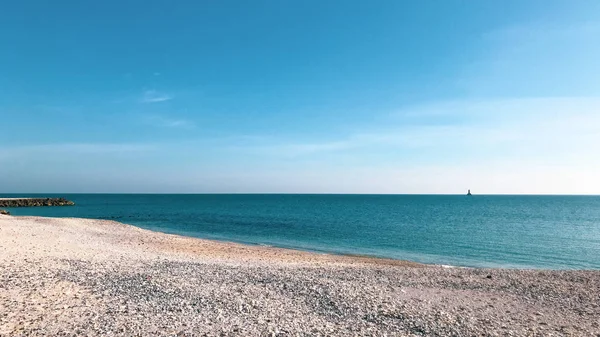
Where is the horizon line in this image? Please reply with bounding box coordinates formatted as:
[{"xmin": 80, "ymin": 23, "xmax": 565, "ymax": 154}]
[{"xmin": 2, "ymin": 192, "xmax": 599, "ymax": 196}]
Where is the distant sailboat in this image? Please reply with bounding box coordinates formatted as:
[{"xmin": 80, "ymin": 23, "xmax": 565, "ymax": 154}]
[{"xmin": 467, "ymin": 189, "xmax": 472, "ymax": 196}]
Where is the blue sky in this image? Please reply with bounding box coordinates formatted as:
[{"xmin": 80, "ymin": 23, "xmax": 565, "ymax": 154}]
[{"xmin": 1, "ymin": 1, "xmax": 600, "ymax": 193}]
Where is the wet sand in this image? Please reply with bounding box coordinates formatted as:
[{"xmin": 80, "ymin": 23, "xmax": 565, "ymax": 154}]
[{"xmin": 1, "ymin": 214, "xmax": 598, "ymax": 336}]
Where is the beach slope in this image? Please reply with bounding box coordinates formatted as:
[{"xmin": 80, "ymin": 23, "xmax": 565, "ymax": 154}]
[{"xmin": 1, "ymin": 214, "xmax": 598, "ymax": 336}]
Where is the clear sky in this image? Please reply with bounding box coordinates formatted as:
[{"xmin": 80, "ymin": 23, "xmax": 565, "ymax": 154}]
[{"xmin": 1, "ymin": 1, "xmax": 600, "ymax": 194}]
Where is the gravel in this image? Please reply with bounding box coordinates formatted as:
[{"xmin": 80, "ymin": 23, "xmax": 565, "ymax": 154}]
[{"xmin": 1, "ymin": 214, "xmax": 599, "ymax": 336}]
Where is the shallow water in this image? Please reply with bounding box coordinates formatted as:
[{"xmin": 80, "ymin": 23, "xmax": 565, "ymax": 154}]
[{"xmin": 4, "ymin": 194, "xmax": 600, "ymax": 269}]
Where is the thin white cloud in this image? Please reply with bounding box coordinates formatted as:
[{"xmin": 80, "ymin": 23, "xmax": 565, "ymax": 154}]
[
  {"xmin": 233, "ymin": 97, "xmax": 600, "ymax": 163},
  {"xmin": 163, "ymin": 119, "xmax": 192, "ymax": 128},
  {"xmin": 145, "ymin": 115, "xmax": 195, "ymax": 129},
  {"xmin": 0, "ymin": 143, "xmax": 157, "ymax": 162},
  {"xmin": 141, "ymin": 90, "xmax": 173, "ymax": 103},
  {"xmin": 16, "ymin": 143, "xmax": 155, "ymax": 153},
  {"xmin": 240, "ymin": 141, "xmax": 350, "ymax": 157}
]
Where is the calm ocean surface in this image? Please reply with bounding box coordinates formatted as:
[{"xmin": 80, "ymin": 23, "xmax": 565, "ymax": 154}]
[{"xmin": 4, "ymin": 194, "xmax": 600, "ymax": 269}]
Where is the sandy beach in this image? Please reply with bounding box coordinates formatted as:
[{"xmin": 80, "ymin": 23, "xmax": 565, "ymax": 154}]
[{"xmin": 1, "ymin": 214, "xmax": 598, "ymax": 336}]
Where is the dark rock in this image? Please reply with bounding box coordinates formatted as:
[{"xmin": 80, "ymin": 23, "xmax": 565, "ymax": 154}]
[
  {"xmin": 0, "ymin": 209, "xmax": 10, "ymax": 215},
  {"xmin": 0, "ymin": 198, "xmax": 75, "ymax": 208}
]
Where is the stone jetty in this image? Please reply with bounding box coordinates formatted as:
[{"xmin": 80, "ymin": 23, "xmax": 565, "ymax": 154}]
[{"xmin": 0, "ymin": 197, "xmax": 75, "ymax": 208}]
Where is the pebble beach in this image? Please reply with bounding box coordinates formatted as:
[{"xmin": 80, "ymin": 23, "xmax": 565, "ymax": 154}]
[{"xmin": 1, "ymin": 214, "xmax": 599, "ymax": 336}]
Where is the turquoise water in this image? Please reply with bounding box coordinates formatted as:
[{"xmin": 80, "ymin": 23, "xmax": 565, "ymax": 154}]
[{"xmin": 3, "ymin": 194, "xmax": 600, "ymax": 269}]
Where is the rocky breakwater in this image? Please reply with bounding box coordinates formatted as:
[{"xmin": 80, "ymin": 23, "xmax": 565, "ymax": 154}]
[{"xmin": 0, "ymin": 198, "xmax": 75, "ymax": 208}]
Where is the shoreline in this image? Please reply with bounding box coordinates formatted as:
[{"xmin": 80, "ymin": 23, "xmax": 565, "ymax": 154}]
[
  {"xmin": 2, "ymin": 213, "xmax": 595, "ymax": 270},
  {"xmin": 47, "ymin": 216, "xmax": 575, "ymax": 271},
  {"xmin": 0, "ymin": 214, "xmax": 532, "ymax": 270},
  {"xmin": 1, "ymin": 214, "xmax": 599, "ymax": 335},
  {"xmin": 0, "ymin": 214, "xmax": 424, "ymax": 268},
  {"xmin": 135, "ymin": 228, "xmax": 430, "ymax": 268},
  {"xmin": 4, "ymin": 194, "xmax": 598, "ymax": 270}
]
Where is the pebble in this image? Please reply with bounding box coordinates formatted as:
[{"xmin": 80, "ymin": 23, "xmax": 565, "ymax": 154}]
[{"xmin": 1, "ymin": 215, "xmax": 599, "ymax": 336}]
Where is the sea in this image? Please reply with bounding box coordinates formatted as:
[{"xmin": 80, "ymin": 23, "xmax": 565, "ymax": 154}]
[{"xmin": 3, "ymin": 194, "xmax": 599, "ymax": 269}]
